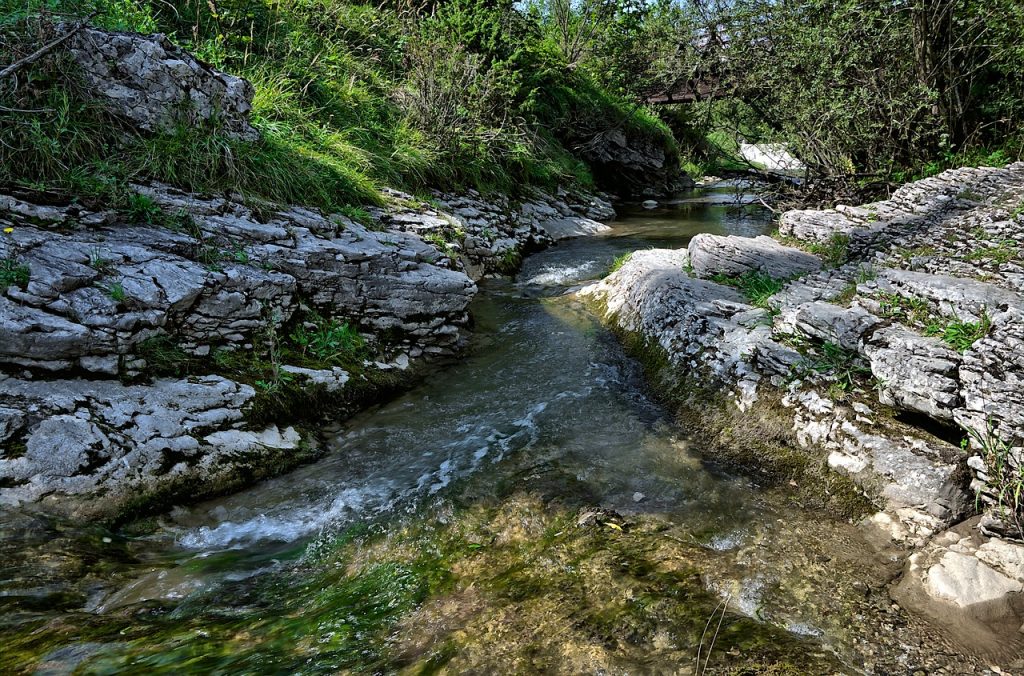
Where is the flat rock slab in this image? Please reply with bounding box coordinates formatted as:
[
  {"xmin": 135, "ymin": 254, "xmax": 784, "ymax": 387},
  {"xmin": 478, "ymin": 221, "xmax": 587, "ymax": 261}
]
[
  {"xmin": 891, "ymin": 519, "xmax": 1024, "ymax": 654},
  {"xmin": 688, "ymin": 234, "xmax": 821, "ymax": 280}
]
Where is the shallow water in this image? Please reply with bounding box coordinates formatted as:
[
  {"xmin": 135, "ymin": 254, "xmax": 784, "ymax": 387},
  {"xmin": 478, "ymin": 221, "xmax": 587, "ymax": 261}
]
[{"xmin": 0, "ymin": 189, "xmax": 979, "ymax": 673}]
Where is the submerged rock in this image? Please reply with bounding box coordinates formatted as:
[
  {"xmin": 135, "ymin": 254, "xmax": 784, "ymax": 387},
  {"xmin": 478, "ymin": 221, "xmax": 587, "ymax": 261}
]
[{"xmin": 892, "ymin": 517, "xmax": 1024, "ymax": 657}]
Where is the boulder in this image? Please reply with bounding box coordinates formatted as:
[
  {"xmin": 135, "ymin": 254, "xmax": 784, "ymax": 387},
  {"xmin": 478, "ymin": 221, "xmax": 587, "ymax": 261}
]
[
  {"xmin": 777, "ymin": 302, "xmax": 882, "ymax": 352},
  {"xmin": 67, "ymin": 26, "xmax": 259, "ymax": 140},
  {"xmin": 579, "ymin": 128, "xmax": 691, "ymax": 198}
]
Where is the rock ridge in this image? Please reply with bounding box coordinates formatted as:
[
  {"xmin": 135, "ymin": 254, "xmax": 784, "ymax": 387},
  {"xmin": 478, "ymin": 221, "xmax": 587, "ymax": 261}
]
[{"xmin": 581, "ymin": 162, "xmax": 1024, "ymax": 634}]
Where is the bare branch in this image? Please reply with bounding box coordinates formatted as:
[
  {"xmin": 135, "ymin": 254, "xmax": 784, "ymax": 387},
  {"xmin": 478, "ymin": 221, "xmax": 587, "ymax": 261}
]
[{"xmin": 0, "ymin": 11, "xmax": 99, "ymax": 82}]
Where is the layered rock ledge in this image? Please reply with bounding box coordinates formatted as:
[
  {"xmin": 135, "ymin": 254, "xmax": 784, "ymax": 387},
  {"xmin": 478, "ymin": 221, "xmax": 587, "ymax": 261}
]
[
  {"xmin": 581, "ymin": 163, "xmax": 1024, "ymax": 640},
  {"xmin": 0, "ymin": 182, "xmax": 612, "ymax": 519}
]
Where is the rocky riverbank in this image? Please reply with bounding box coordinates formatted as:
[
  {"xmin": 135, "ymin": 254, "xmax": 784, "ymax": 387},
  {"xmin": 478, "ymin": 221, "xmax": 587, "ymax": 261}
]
[
  {"xmin": 0, "ymin": 180, "xmax": 613, "ymax": 520},
  {"xmin": 0, "ymin": 25, "xmax": 616, "ymax": 520},
  {"xmin": 580, "ymin": 163, "xmax": 1024, "ymax": 650}
]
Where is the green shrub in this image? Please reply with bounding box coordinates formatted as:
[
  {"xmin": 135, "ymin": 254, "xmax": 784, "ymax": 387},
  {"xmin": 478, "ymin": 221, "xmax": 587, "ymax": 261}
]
[
  {"xmin": 3, "ymin": 0, "xmax": 679, "ymax": 207},
  {"xmin": 290, "ymin": 316, "xmax": 367, "ymax": 367},
  {"xmin": 794, "ymin": 341, "xmax": 871, "ymax": 396},
  {"xmin": 966, "ymin": 420, "xmax": 1024, "ymax": 541}
]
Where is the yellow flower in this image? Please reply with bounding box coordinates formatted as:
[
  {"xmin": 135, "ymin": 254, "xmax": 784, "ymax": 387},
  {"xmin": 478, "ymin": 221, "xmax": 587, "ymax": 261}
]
[{"xmin": 2, "ymin": 228, "xmax": 12, "ymax": 234}]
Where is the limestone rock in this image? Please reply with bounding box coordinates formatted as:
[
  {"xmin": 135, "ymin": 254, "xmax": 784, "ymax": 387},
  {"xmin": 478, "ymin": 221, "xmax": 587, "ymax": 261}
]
[
  {"xmin": 688, "ymin": 234, "xmax": 822, "ymax": 280},
  {"xmin": 67, "ymin": 27, "xmax": 259, "ymax": 141},
  {"xmin": 864, "ymin": 326, "xmax": 962, "ymax": 420},
  {"xmin": 580, "ymin": 128, "xmax": 692, "ymax": 198},
  {"xmin": 0, "ymin": 374, "xmax": 308, "ymax": 518},
  {"xmin": 777, "ymin": 302, "xmax": 882, "ymax": 351},
  {"xmin": 0, "ymin": 184, "xmax": 477, "ymax": 376},
  {"xmin": 586, "ymin": 164, "xmax": 1024, "ymax": 537},
  {"xmin": 378, "ymin": 188, "xmax": 615, "ymax": 280}
]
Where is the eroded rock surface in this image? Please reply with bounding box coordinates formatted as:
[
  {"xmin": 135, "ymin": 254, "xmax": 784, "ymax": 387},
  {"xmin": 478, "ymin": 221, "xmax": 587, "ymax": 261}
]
[
  {"xmin": 580, "ymin": 128, "xmax": 693, "ymax": 198},
  {"xmin": 0, "ymin": 179, "xmax": 613, "ymax": 517},
  {"xmin": 0, "ymin": 375, "xmax": 306, "ymax": 518},
  {"xmin": 891, "ymin": 517, "xmax": 1024, "ymax": 657},
  {"xmin": 67, "ymin": 27, "xmax": 259, "ymax": 141},
  {"xmin": 583, "ymin": 163, "xmax": 1024, "ymax": 543},
  {"xmin": 583, "ymin": 162, "xmax": 1024, "ymax": 648},
  {"xmin": 375, "ymin": 188, "xmax": 614, "ymax": 281},
  {"xmin": 689, "ymin": 233, "xmax": 822, "ymax": 280}
]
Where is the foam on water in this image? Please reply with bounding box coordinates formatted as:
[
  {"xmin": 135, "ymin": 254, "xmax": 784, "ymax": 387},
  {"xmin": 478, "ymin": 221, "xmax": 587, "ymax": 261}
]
[
  {"xmin": 521, "ymin": 261, "xmax": 602, "ymax": 287},
  {"xmin": 176, "ymin": 394, "xmax": 577, "ymax": 551},
  {"xmin": 177, "ymin": 484, "xmax": 399, "ymax": 550}
]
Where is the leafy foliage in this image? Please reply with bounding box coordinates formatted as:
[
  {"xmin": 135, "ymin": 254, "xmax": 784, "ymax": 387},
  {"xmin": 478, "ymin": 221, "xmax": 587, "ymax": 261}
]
[
  {"xmin": 926, "ymin": 313, "xmax": 992, "ymax": 353},
  {"xmin": 609, "ymin": 251, "xmax": 633, "ymax": 273},
  {"xmin": 679, "ymin": 0, "xmax": 1024, "ymax": 182},
  {"xmin": 0, "ymin": 0, "xmax": 677, "ymax": 207},
  {"xmin": 290, "ymin": 316, "xmax": 367, "ymax": 367}
]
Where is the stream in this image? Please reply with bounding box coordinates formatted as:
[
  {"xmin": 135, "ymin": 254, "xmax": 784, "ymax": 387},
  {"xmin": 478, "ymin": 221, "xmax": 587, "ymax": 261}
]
[{"xmin": 0, "ymin": 184, "xmax": 961, "ymax": 674}]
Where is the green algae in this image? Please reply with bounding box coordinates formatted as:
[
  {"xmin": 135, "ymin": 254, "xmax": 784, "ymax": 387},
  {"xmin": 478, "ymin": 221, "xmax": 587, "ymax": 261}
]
[{"xmin": 1, "ymin": 494, "xmax": 845, "ymax": 675}]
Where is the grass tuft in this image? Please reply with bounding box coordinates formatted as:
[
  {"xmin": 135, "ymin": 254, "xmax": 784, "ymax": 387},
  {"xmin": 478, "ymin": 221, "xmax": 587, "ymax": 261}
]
[
  {"xmin": 609, "ymin": 251, "xmax": 634, "ymax": 273},
  {"xmin": 807, "ymin": 234, "xmax": 850, "ymax": 268},
  {"xmin": 926, "ymin": 313, "xmax": 992, "ymax": 352},
  {"xmin": 710, "ymin": 270, "xmax": 786, "ymax": 309},
  {"xmin": 0, "ymin": 258, "xmax": 30, "ymax": 289}
]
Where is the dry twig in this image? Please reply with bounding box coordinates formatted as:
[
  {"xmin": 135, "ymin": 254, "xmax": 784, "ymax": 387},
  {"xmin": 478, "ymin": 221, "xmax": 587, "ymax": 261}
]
[{"xmin": 0, "ymin": 11, "xmax": 99, "ymax": 82}]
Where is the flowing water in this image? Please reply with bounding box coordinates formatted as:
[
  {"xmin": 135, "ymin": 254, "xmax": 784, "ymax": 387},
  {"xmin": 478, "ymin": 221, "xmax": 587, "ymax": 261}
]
[{"xmin": 0, "ymin": 185, "xmax": 976, "ymax": 674}]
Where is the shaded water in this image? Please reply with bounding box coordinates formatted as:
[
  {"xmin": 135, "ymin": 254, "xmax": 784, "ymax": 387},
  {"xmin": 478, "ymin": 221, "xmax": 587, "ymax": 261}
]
[{"xmin": 0, "ymin": 187, "xmax": 959, "ymax": 673}]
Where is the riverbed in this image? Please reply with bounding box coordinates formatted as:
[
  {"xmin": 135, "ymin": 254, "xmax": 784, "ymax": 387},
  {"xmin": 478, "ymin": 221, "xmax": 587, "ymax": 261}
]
[{"xmin": 0, "ymin": 185, "xmax": 989, "ymax": 674}]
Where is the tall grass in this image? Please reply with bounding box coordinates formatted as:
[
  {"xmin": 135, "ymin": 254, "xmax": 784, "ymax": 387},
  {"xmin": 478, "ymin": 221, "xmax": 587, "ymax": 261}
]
[{"xmin": 2, "ymin": 0, "xmax": 672, "ymax": 208}]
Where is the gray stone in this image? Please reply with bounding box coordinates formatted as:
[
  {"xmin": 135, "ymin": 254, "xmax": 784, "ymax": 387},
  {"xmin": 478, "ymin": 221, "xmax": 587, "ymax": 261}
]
[
  {"xmin": 875, "ymin": 268, "xmax": 1024, "ymax": 322},
  {"xmin": 688, "ymin": 234, "xmax": 822, "ymax": 280},
  {"xmin": 926, "ymin": 551, "xmax": 1021, "ymax": 607},
  {"xmin": 778, "ymin": 302, "xmax": 882, "ymax": 351},
  {"xmin": 580, "ymin": 128, "xmax": 693, "ymax": 198},
  {"xmin": 67, "ymin": 27, "xmax": 259, "ymax": 141},
  {"xmin": 864, "ymin": 326, "xmax": 962, "ymax": 420}
]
